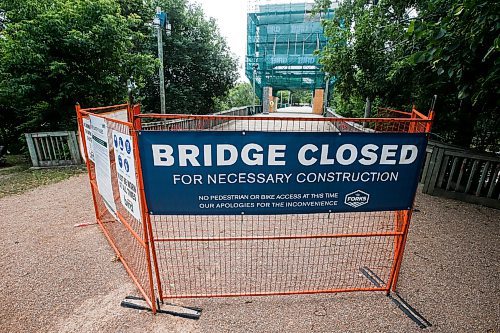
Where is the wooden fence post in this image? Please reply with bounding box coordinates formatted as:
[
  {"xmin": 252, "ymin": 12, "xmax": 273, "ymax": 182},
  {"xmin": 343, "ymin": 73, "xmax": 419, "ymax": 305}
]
[
  {"xmin": 24, "ymin": 133, "xmax": 40, "ymax": 167},
  {"xmin": 68, "ymin": 131, "xmax": 82, "ymax": 164}
]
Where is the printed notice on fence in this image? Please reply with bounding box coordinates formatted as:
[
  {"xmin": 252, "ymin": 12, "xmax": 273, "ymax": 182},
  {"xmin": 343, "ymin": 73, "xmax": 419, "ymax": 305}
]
[
  {"xmin": 196, "ymin": 192, "xmax": 340, "ymax": 211},
  {"xmin": 138, "ymin": 131, "xmax": 428, "ymax": 215},
  {"xmin": 82, "ymin": 117, "xmax": 95, "ymax": 162},
  {"xmin": 112, "ymin": 131, "xmax": 141, "ymax": 222},
  {"xmin": 90, "ymin": 115, "xmax": 116, "ymax": 214}
]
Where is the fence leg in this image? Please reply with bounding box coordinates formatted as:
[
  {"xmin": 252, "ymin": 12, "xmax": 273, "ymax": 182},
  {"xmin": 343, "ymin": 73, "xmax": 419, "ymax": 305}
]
[
  {"xmin": 133, "ymin": 102, "xmax": 165, "ymax": 305},
  {"xmin": 130, "ymin": 105, "xmax": 160, "ymax": 313},
  {"xmin": 388, "ymin": 210, "xmax": 412, "ymax": 293},
  {"xmin": 75, "ymin": 104, "xmax": 101, "ymax": 225}
]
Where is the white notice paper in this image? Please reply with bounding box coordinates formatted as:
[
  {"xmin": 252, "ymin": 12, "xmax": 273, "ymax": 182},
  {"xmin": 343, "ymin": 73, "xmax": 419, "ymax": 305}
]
[
  {"xmin": 90, "ymin": 115, "xmax": 117, "ymax": 214},
  {"xmin": 112, "ymin": 131, "xmax": 142, "ymax": 222},
  {"xmin": 82, "ymin": 117, "xmax": 95, "ymax": 162}
]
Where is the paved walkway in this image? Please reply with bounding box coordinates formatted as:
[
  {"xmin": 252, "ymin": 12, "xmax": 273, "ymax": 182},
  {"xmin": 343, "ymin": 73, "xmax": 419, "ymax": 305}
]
[
  {"xmin": 0, "ymin": 109, "xmax": 498, "ymax": 332},
  {"xmin": 276, "ymin": 106, "xmax": 314, "ymax": 114},
  {"xmin": 218, "ymin": 106, "xmax": 337, "ymax": 132},
  {"xmin": 0, "ymin": 175, "xmax": 498, "ymax": 332}
]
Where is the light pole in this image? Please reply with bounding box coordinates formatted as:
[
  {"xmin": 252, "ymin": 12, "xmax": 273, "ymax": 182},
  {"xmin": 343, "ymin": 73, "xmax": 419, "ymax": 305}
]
[
  {"xmin": 153, "ymin": 7, "xmax": 171, "ymax": 114},
  {"xmin": 323, "ymin": 72, "xmax": 330, "ymax": 114},
  {"xmin": 252, "ymin": 64, "xmax": 258, "ymax": 114},
  {"xmin": 127, "ymin": 77, "xmax": 137, "ymax": 104}
]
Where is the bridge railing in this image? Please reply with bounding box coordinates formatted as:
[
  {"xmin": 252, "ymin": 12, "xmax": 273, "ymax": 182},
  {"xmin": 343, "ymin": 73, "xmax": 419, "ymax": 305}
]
[
  {"xmin": 142, "ymin": 105, "xmax": 262, "ymax": 130},
  {"xmin": 324, "ymin": 108, "xmax": 372, "ymax": 132},
  {"xmin": 324, "ymin": 107, "xmax": 499, "ymax": 208},
  {"xmin": 421, "ymin": 140, "xmax": 500, "ymax": 209},
  {"xmin": 324, "ymin": 107, "xmax": 431, "ymax": 133}
]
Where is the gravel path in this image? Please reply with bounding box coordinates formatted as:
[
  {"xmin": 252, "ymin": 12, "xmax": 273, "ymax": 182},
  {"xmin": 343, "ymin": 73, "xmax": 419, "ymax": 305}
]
[{"xmin": 0, "ymin": 174, "xmax": 498, "ymax": 332}]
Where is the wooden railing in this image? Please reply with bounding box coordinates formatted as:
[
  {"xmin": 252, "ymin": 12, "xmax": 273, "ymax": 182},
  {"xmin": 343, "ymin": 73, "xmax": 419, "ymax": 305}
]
[
  {"xmin": 324, "ymin": 108, "xmax": 374, "ymax": 132},
  {"xmin": 324, "ymin": 108, "xmax": 499, "ymax": 208},
  {"xmin": 421, "ymin": 140, "xmax": 500, "ymax": 209},
  {"xmin": 25, "ymin": 131, "xmax": 82, "ymax": 168},
  {"xmin": 141, "ymin": 105, "xmax": 262, "ymax": 130}
]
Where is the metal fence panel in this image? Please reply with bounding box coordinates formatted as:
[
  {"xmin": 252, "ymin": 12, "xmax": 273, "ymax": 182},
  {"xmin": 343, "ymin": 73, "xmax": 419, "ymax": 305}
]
[
  {"xmin": 137, "ymin": 110, "xmax": 432, "ymax": 300},
  {"xmin": 76, "ymin": 105, "xmax": 157, "ymax": 312},
  {"xmin": 78, "ymin": 103, "xmax": 433, "ymax": 309}
]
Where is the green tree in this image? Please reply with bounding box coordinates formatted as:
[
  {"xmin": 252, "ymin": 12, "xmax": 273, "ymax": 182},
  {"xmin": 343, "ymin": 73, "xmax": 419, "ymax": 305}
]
[
  {"xmin": 319, "ymin": 1, "xmax": 415, "ymax": 116},
  {"xmin": 0, "ymin": 0, "xmax": 238, "ymax": 152},
  {"xmin": 138, "ymin": 0, "xmax": 238, "ymax": 114},
  {"xmin": 214, "ymin": 82, "xmax": 257, "ymax": 111},
  {"xmin": 406, "ymin": 0, "xmax": 499, "ymax": 149},
  {"xmin": 316, "ymin": 0, "xmax": 499, "ymax": 151},
  {"xmin": 291, "ymin": 90, "xmax": 313, "ymax": 105},
  {"xmin": 0, "ymin": 0, "xmax": 154, "ymax": 151},
  {"xmin": 276, "ymin": 90, "xmax": 290, "ymax": 107}
]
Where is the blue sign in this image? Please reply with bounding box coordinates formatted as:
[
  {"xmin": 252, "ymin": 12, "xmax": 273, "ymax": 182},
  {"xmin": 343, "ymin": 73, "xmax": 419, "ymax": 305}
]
[
  {"xmin": 125, "ymin": 139, "xmax": 131, "ymax": 154},
  {"xmin": 124, "ymin": 158, "xmax": 130, "ymax": 173},
  {"xmin": 138, "ymin": 131, "xmax": 427, "ymax": 215}
]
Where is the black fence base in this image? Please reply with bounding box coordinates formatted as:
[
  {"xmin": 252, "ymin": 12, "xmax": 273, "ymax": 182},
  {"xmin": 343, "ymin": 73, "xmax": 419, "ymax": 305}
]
[
  {"xmin": 120, "ymin": 295, "xmax": 202, "ymax": 319},
  {"xmin": 359, "ymin": 266, "xmax": 432, "ymax": 329}
]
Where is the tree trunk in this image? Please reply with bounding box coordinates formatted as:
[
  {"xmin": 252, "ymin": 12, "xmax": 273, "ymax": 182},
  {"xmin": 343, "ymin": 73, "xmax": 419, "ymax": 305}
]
[{"xmin": 454, "ymin": 98, "xmax": 478, "ymax": 148}]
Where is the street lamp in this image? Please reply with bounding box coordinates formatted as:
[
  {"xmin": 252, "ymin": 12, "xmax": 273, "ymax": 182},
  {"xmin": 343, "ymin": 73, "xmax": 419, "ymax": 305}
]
[
  {"xmin": 153, "ymin": 7, "xmax": 171, "ymax": 114},
  {"xmin": 252, "ymin": 64, "xmax": 258, "ymax": 114}
]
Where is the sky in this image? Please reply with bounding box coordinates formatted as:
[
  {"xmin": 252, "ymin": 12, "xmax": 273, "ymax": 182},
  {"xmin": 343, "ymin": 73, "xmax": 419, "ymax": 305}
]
[{"xmin": 195, "ymin": 0, "xmax": 249, "ymax": 81}]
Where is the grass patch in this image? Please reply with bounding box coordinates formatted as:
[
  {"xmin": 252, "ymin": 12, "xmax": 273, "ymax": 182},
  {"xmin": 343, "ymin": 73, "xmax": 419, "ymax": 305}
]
[{"xmin": 0, "ymin": 155, "xmax": 86, "ymax": 198}]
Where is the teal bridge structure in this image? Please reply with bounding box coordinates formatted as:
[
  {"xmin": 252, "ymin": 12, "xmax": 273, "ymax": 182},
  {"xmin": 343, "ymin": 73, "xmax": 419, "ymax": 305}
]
[{"xmin": 245, "ymin": 1, "xmax": 336, "ymax": 113}]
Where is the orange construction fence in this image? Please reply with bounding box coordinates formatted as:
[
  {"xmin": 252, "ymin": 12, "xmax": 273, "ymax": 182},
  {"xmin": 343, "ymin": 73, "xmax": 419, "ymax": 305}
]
[{"xmin": 76, "ymin": 103, "xmax": 434, "ymax": 314}]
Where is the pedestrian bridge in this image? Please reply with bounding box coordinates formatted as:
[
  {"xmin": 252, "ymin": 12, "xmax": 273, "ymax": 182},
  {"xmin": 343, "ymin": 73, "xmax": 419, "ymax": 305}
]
[{"xmin": 275, "ymin": 105, "xmax": 314, "ymax": 115}]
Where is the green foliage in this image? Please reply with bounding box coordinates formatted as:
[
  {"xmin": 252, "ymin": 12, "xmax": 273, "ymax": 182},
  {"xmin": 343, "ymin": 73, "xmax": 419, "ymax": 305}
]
[
  {"xmin": 291, "ymin": 90, "xmax": 313, "ymax": 105},
  {"xmin": 0, "ymin": 0, "xmax": 154, "ymax": 151},
  {"xmin": 140, "ymin": 0, "xmax": 238, "ymax": 114},
  {"xmin": 214, "ymin": 82, "xmax": 257, "ymax": 111},
  {"xmin": 331, "ymin": 93, "xmax": 365, "ymax": 118},
  {"xmin": 0, "ymin": 0, "xmax": 238, "ymax": 152},
  {"xmin": 317, "ymin": 0, "xmax": 499, "ymax": 151},
  {"xmin": 276, "ymin": 90, "xmax": 290, "ymax": 106},
  {"xmin": 319, "ymin": 1, "xmax": 414, "ymax": 108},
  {"xmin": 406, "ymin": 0, "xmax": 499, "ymax": 148}
]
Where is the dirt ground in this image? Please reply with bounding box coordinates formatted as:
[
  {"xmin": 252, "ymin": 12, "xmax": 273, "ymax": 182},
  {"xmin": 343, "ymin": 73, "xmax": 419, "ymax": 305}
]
[{"xmin": 0, "ymin": 174, "xmax": 498, "ymax": 333}]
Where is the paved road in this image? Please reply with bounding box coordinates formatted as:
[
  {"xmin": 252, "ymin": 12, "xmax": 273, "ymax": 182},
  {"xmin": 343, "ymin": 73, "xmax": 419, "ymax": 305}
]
[{"xmin": 0, "ymin": 108, "xmax": 498, "ymax": 332}]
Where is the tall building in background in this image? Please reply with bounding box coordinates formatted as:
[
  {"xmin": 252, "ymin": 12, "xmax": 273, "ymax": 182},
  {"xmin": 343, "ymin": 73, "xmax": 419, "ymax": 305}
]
[{"xmin": 246, "ymin": 0, "xmax": 337, "ymax": 114}]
